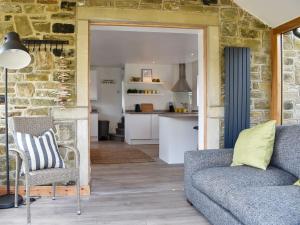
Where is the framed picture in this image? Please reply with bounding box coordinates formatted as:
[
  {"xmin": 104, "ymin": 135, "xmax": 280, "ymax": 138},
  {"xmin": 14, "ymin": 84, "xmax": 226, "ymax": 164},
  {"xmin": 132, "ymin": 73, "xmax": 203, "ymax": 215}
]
[{"xmin": 141, "ymin": 69, "xmax": 152, "ymax": 82}]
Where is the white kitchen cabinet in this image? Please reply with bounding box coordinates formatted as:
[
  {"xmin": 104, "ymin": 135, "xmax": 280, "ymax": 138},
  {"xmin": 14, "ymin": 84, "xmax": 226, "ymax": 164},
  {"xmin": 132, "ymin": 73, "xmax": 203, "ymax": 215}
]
[
  {"xmin": 159, "ymin": 115, "xmax": 197, "ymax": 164},
  {"xmin": 126, "ymin": 114, "xmax": 152, "ymax": 140},
  {"xmin": 151, "ymin": 114, "xmax": 159, "ymax": 139},
  {"xmin": 125, "ymin": 114, "xmax": 159, "ymax": 144},
  {"xmin": 89, "ymin": 70, "xmax": 98, "ymax": 100},
  {"xmin": 90, "ymin": 113, "xmax": 98, "ymax": 141}
]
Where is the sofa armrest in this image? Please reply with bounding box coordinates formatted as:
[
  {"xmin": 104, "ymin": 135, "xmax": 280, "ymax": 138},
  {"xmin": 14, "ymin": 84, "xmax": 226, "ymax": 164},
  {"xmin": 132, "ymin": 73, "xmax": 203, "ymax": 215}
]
[
  {"xmin": 184, "ymin": 149, "xmax": 233, "ymax": 199},
  {"xmin": 185, "ymin": 149, "xmax": 234, "ymax": 174}
]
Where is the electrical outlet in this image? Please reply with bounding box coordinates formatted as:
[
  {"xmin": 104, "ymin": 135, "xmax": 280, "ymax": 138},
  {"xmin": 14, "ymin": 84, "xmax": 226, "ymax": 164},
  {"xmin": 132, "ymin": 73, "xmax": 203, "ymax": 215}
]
[{"xmin": 0, "ymin": 95, "xmax": 5, "ymax": 104}]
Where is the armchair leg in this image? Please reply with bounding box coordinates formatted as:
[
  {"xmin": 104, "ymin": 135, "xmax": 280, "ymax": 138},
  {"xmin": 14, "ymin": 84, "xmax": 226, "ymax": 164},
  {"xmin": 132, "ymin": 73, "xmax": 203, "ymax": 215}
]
[
  {"xmin": 26, "ymin": 184, "xmax": 31, "ymax": 225},
  {"xmin": 76, "ymin": 178, "xmax": 81, "ymax": 215},
  {"xmin": 52, "ymin": 183, "xmax": 56, "ymax": 200},
  {"xmin": 14, "ymin": 155, "xmax": 20, "ymax": 208}
]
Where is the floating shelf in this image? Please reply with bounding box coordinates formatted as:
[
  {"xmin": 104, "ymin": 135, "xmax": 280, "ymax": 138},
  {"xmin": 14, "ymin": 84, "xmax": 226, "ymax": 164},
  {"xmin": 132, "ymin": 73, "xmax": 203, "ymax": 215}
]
[
  {"xmin": 127, "ymin": 82, "xmax": 164, "ymax": 85},
  {"xmin": 127, "ymin": 93, "xmax": 163, "ymax": 96}
]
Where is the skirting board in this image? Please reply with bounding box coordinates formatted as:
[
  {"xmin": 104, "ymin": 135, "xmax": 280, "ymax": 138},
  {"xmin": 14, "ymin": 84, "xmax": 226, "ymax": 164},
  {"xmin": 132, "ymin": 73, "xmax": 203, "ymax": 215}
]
[
  {"xmin": 126, "ymin": 139, "xmax": 159, "ymax": 145},
  {"xmin": 0, "ymin": 185, "xmax": 90, "ymax": 197}
]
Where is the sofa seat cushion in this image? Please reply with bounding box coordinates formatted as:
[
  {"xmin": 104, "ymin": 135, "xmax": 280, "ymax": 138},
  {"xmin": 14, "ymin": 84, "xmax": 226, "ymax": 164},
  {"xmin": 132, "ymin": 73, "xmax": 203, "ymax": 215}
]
[
  {"xmin": 191, "ymin": 166, "xmax": 297, "ymax": 208},
  {"xmin": 226, "ymin": 186, "xmax": 300, "ymax": 225}
]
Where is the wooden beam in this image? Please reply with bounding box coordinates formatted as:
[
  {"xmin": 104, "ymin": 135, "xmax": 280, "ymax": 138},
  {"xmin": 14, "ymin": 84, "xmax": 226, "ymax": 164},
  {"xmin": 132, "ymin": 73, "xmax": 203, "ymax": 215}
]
[
  {"xmin": 0, "ymin": 185, "xmax": 90, "ymax": 197},
  {"xmin": 273, "ymin": 17, "xmax": 300, "ymax": 35},
  {"xmin": 271, "ymin": 32, "xmax": 282, "ymax": 124}
]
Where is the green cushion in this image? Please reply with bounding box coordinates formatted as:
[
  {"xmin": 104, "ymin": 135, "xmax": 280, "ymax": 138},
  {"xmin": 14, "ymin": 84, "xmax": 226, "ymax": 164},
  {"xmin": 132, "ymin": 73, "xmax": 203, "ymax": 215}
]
[
  {"xmin": 294, "ymin": 180, "xmax": 300, "ymax": 186},
  {"xmin": 231, "ymin": 120, "xmax": 276, "ymax": 170}
]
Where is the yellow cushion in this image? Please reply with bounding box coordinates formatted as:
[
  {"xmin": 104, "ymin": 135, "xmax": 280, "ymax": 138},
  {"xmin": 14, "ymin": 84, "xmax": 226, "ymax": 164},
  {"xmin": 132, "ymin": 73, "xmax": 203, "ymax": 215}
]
[
  {"xmin": 231, "ymin": 120, "xmax": 276, "ymax": 170},
  {"xmin": 294, "ymin": 180, "xmax": 300, "ymax": 186}
]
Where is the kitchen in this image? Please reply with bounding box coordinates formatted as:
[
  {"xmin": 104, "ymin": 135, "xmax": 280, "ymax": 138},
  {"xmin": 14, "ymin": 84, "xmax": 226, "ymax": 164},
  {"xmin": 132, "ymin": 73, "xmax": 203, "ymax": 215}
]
[
  {"xmin": 124, "ymin": 63, "xmax": 199, "ymax": 164},
  {"xmin": 89, "ymin": 25, "xmax": 204, "ymax": 165}
]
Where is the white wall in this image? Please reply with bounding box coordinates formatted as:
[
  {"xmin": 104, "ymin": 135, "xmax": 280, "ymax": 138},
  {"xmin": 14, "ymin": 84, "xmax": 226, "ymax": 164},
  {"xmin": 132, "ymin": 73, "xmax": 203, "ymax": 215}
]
[
  {"xmin": 91, "ymin": 67, "xmax": 123, "ymax": 134},
  {"xmin": 124, "ymin": 62, "xmax": 198, "ymax": 111}
]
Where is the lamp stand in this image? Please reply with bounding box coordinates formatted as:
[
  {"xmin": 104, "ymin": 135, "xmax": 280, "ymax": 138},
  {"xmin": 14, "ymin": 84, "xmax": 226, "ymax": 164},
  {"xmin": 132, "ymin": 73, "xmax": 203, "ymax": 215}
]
[{"xmin": 0, "ymin": 68, "xmax": 23, "ymax": 209}]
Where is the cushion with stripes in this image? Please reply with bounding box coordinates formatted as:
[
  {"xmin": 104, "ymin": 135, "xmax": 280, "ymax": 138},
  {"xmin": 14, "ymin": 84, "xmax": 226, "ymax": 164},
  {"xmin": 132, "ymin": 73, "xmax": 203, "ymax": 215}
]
[{"xmin": 15, "ymin": 129, "xmax": 65, "ymax": 171}]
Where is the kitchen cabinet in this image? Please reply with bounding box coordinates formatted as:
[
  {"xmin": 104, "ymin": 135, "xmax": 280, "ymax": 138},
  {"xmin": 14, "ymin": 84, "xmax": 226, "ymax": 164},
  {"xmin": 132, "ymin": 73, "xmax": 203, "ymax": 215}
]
[
  {"xmin": 159, "ymin": 115, "xmax": 197, "ymax": 164},
  {"xmin": 90, "ymin": 70, "xmax": 98, "ymax": 100},
  {"xmin": 90, "ymin": 113, "xmax": 98, "ymax": 141},
  {"xmin": 125, "ymin": 114, "xmax": 159, "ymax": 144},
  {"xmin": 151, "ymin": 114, "xmax": 159, "ymax": 139}
]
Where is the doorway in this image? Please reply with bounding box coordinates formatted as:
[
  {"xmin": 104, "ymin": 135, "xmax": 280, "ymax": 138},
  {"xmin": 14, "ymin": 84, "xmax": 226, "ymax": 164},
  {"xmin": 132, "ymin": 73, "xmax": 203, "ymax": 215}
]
[{"xmin": 88, "ymin": 25, "xmax": 205, "ymax": 166}]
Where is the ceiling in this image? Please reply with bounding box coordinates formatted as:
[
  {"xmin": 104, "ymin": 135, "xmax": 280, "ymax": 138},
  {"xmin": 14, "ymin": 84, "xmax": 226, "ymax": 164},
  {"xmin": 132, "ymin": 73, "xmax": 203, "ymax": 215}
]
[
  {"xmin": 233, "ymin": 0, "xmax": 300, "ymax": 28},
  {"xmin": 90, "ymin": 26, "xmax": 198, "ymax": 67}
]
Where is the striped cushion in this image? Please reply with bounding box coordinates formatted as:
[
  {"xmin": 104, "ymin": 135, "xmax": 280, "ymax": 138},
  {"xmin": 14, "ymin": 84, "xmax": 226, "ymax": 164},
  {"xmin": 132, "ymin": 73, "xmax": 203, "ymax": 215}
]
[{"xmin": 15, "ymin": 129, "xmax": 65, "ymax": 171}]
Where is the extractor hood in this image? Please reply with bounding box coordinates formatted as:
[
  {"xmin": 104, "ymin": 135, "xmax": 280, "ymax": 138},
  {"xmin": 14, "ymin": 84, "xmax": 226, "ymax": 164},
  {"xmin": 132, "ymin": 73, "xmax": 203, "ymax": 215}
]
[{"xmin": 172, "ymin": 64, "xmax": 192, "ymax": 93}]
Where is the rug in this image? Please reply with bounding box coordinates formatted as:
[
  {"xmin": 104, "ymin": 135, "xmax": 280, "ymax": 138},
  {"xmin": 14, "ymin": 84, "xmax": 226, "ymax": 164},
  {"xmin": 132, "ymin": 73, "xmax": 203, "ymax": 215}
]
[{"xmin": 90, "ymin": 148, "xmax": 155, "ymax": 164}]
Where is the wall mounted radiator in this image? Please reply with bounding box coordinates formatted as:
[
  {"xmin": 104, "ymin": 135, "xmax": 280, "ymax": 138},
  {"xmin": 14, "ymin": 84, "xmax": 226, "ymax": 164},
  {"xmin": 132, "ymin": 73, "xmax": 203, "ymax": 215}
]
[{"xmin": 224, "ymin": 47, "xmax": 250, "ymax": 148}]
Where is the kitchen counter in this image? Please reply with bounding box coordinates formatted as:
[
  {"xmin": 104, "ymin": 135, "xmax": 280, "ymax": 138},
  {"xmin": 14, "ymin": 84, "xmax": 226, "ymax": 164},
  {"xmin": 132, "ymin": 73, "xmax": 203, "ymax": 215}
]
[
  {"xmin": 159, "ymin": 114, "xmax": 198, "ymax": 164},
  {"xmin": 126, "ymin": 111, "xmax": 167, "ymax": 114},
  {"xmin": 159, "ymin": 113, "xmax": 197, "ymax": 118},
  {"xmin": 125, "ymin": 111, "xmax": 198, "ymax": 116}
]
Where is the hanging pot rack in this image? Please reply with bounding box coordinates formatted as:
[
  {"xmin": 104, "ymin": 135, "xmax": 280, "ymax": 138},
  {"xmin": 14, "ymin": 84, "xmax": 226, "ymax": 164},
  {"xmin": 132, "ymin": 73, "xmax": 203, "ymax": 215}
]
[{"xmin": 22, "ymin": 39, "xmax": 69, "ymax": 54}]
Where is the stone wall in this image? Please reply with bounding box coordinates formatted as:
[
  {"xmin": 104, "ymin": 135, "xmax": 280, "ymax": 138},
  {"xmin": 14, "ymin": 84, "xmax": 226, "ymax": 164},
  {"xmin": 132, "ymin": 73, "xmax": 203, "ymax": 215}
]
[
  {"xmin": 282, "ymin": 31, "xmax": 300, "ymax": 124},
  {"xmin": 0, "ymin": 0, "xmax": 272, "ymax": 185},
  {"xmin": 0, "ymin": 0, "xmax": 77, "ymax": 186}
]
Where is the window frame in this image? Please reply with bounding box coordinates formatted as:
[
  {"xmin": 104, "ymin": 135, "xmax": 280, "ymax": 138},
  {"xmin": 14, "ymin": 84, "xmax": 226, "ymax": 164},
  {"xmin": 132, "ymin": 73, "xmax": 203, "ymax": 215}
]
[{"xmin": 271, "ymin": 17, "xmax": 300, "ymax": 124}]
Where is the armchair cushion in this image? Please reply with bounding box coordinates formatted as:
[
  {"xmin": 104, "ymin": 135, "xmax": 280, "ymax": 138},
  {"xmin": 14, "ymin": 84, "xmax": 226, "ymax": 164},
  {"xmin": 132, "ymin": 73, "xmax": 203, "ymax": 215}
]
[{"xmin": 15, "ymin": 128, "xmax": 65, "ymax": 171}]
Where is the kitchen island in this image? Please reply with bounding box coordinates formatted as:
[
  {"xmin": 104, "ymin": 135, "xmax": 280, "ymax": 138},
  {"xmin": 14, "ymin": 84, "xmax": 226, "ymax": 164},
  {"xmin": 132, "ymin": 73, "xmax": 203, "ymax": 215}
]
[{"xmin": 159, "ymin": 113, "xmax": 198, "ymax": 164}]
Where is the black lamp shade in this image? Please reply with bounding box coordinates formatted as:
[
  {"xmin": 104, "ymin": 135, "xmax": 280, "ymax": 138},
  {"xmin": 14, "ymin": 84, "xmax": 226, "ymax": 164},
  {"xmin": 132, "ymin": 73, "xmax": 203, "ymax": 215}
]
[
  {"xmin": 293, "ymin": 27, "xmax": 300, "ymax": 39},
  {"xmin": 0, "ymin": 32, "xmax": 31, "ymax": 69}
]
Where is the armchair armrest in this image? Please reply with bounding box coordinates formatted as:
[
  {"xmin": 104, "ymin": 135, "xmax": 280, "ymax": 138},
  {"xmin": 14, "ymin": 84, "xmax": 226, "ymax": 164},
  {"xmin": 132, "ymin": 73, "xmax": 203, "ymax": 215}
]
[
  {"xmin": 9, "ymin": 147, "xmax": 30, "ymax": 174},
  {"xmin": 184, "ymin": 149, "xmax": 233, "ymax": 199},
  {"xmin": 58, "ymin": 144, "xmax": 80, "ymax": 169}
]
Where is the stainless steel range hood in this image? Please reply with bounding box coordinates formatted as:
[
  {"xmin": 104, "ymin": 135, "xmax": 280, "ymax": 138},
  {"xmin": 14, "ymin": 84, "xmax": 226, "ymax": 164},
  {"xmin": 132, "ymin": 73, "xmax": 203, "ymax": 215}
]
[{"xmin": 172, "ymin": 63, "xmax": 192, "ymax": 92}]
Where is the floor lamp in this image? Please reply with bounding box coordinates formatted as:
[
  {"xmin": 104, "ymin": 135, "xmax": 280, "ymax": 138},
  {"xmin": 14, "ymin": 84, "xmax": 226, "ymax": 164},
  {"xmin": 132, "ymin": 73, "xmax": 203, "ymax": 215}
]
[{"xmin": 0, "ymin": 32, "xmax": 31, "ymax": 209}]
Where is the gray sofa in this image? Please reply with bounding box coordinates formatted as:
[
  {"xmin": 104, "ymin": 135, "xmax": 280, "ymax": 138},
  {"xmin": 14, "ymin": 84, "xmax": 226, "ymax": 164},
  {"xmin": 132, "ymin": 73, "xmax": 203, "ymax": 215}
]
[{"xmin": 184, "ymin": 125, "xmax": 300, "ymax": 225}]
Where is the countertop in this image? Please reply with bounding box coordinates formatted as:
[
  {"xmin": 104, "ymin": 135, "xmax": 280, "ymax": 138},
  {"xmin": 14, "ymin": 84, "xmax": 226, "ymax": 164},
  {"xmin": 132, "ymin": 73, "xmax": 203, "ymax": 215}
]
[
  {"xmin": 158, "ymin": 113, "xmax": 198, "ymax": 118},
  {"xmin": 125, "ymin": 111, "xmax": 198, "ymax": 117},
  {"xmin": 126, "ymin": 110, "xmax": 168, "ymax": 114}
]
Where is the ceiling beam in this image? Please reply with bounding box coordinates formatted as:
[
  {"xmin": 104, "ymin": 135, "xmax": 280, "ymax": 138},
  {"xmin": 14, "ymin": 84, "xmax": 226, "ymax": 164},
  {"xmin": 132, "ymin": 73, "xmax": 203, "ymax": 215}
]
[{"xmin": 273, "ymin": 16, "xmax": 300, "ymax": 34}]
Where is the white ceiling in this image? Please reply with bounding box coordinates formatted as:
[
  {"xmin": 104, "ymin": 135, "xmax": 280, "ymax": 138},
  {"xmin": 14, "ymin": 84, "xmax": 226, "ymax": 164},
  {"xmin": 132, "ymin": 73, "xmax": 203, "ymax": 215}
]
[
  {"xmin": 234, "ymin": 0, "xmax": 300, "ymax": 28},
  {"xmin": 90, "ymin": 26, "xmax": 198, "ymax": 67}
]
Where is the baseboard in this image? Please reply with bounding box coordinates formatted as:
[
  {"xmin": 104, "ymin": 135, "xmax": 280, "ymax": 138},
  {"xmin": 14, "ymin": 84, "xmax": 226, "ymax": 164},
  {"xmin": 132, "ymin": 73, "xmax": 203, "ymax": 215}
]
[
  {"xmin": 127, "ymin": 139, "xmax": 159, "ymax": 145},
  {"xmin": 0, "ymin": 185, "xmax": 90, "ymax": 197}
]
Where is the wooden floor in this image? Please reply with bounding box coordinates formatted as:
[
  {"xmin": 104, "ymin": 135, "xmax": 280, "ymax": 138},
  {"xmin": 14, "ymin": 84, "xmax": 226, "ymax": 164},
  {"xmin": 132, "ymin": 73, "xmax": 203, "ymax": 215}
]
[{"xmin": 0, "ymin": 141, "xmax": 210, "ymax": 225}]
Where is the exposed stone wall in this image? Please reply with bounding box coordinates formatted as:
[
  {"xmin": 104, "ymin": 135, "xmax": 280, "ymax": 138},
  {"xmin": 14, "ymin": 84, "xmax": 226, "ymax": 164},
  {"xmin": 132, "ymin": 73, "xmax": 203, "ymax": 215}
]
[
  {"xmin": 0, "ymin": 0, "xmax": 272, "ymax": 185},
  {"xmin": 282, "ymin": 31, "xmax": 300, "ymax": 124},
  {"xmin": 0, "ymin": 0, "xmax": 77, "ymax": 185}
]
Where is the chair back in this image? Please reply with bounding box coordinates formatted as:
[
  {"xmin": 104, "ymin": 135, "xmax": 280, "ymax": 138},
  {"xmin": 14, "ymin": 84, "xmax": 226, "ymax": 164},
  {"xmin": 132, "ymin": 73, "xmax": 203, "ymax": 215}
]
[{"xmin": 12, "ymin": 116, "xmax": 55, "ymax": 136}]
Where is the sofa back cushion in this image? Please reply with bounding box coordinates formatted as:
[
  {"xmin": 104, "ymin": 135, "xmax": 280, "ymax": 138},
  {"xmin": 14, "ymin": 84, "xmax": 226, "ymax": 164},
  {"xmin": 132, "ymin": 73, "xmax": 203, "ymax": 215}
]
[{"xmin": 271, "ymin": 125, "xmax": 300, "ymax": 177}]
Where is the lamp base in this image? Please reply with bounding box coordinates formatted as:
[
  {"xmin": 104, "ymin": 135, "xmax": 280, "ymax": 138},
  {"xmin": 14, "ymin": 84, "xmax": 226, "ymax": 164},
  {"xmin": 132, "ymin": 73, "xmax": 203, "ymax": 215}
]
[{"xmin": 0, "ymin": 194, "xmax": 23, "ymax": 209}]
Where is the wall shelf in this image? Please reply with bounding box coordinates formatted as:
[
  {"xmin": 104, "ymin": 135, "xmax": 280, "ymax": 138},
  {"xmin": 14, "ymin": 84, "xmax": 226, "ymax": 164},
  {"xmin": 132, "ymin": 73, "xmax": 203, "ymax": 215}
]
[
  {"xmin": 127, "ymin": 82, "xmax": 164, "ymax": 85},
  {"xmin": 127, "ymin": 93, "xmax": 163, "ymax": 96}
]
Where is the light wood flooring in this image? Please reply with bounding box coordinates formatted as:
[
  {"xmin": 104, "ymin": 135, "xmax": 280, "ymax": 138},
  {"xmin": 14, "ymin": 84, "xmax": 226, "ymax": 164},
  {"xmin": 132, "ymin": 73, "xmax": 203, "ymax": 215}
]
[{"xmin": 0, "ymin": 141, "xmax": 210, "ymax": 225}]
